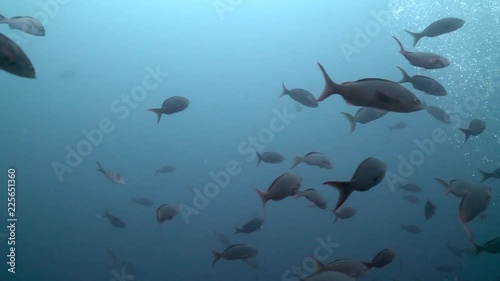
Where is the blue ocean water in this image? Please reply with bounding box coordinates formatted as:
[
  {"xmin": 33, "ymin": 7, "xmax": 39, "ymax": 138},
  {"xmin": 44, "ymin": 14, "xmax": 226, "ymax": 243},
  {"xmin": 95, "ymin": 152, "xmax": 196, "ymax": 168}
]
[{"xmin": 0, "ymin": 0, "xmax": 499, "ymax": 280}]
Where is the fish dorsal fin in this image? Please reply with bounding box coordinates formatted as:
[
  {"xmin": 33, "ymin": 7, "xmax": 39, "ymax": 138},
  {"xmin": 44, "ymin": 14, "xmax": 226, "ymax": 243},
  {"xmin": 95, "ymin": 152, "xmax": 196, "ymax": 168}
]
[
  {"xmin": 303, "ymin": 188, "xmax": 315, "ymax": 192},
  {"xmin": 267, "ymin": 173, "xmax": 287, "ymax": 191},
  {"xmin": 224, "ymin": 243, "xmax": 246, "ymax": 251},
  {"xmin": 354, "ymin": 78, "xmax": 397, "ymax": 84},
  {"xmin": 305, "ymin": 152, "xmax": 322, "ymax": 157},
  {"xmin": 11, "ymin": 16, "xmax": 24, "ymax": 19}
]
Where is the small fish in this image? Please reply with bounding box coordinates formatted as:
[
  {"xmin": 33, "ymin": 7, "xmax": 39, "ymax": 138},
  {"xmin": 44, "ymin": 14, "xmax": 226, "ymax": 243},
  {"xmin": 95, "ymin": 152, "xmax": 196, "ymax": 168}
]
[
  {"xmin": 341, "ymin": 107, "xmax": 388, "ymax": 133},
  {"xmin": 101, "ymin": 209, "xmax": 126, "ymax": 228},
  {"xmin": 424, "ymin": 200, "xmax": 436, "ymax": 220},
  {"xmin": 156, "ymin": 204, "xmax": 179, "ymax": 223},
  {"xmin": 0, "ymin": 33, "xmax": 36, "ymax": 78},
  {"xmin": 256, "ymin": 151, "xmax": 284, "ymax": 165},
  {"xmin": 397, "ymin": 67, "xmax": 447, "ymax": 96},
  {"xmin": 155, "ymin": 165, "xmax": 176, "ymax": 175},
  {"xmin": 311, "ymin": 257, "xmax": 370, "ymax": 278},
  {"xmin": 400, "ymin": 224, "xmax": 421, "ymax": 234},
  {"xmin": 255, "ymin": 173, "xmax": 302, "ymax": 209},
  {"xmin": 392, "ymin": 36, "xmax": 449, "ymax": 69},
  {"xmin": 147, "ymin": 96, "xmax": 189, "ymax": 123},
  {"xmin": 213, "ymin": 230, "xmax": 231, "ymax": 247},
  {"xmin": 291, "ymin": 152, "xmax": 333, "ymax": 169},
  {"xmin": 473, "ymin": 236, "xmax": 500, "ymax": 254},
  {"xmin": 405, "ymin": 17, "xmax": 465, "ymax": 46},
  {"xmin": 397, "ymin": 183, "xmax": 422, "ymax": 192},
  {"xmin": 132, "ymin": 197, "xmax": 153, "ymax": 206},
  {"xmin": 293, "ymin": 188, "xmax": 327, "ymax": 209},
  {"xmin": 234, "ymin": 217, "xmax": 264, "ymax": 235},
  {"xmin": 403, "ymin": 194, "xmax": 420, "ymax": 204},
  {"xmin": 459, "ymin": 119, "xmax": 486, "ymax": 142},
  {"xmin": 434, "ymin": 265, "xmax": 455, "ymax": 272},
  {"xmin": 96, "ymin": 161, "xmax": 126, "ymax": 185},
  {"xmin": 477, "ymin": 167, "xmax": 500, "ymax": 183},
  {"xmin": 0, "ymin": 15, "xmax": 45, "ymax": 36},
  {"xmin": 424, "ymin": 101, "xmax": 451, "ymax": 124},
  {"xmin": 333, "ymin": 207, "xmax": 356, "ymax": 223},
  {"xmin": 316, "ymin": 63, "xmax": 424, "ymax": 113},
  {"xmin": 388, "ymin": 122, "xmax": 407, "ymax": 132},
  {"xmin": 459, "ymin": 185, "xmax": 492, "ymax": 223},
  {"xmin": 211, "ymin": 244, "xmax": 258, "ymax": 266},
  {"xmin": 363, "ymin": 248, "xmax": 396, "ymax": 269},
  {"xmin": 324, "ymin": 157, "xmax": 387, "ymax": 211},
  {"xmin": 281, "ymin": 82, "xmax": 318, "ymax": 108},
  {"xmin": 434, "ymin": 178, "xmax": 473, "ymax": 197}
]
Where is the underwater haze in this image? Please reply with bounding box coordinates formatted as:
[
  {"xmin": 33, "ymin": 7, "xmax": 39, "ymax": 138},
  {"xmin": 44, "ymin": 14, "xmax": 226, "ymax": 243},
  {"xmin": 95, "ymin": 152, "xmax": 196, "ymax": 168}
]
[{"xmin": 1, "ymin": 0, "xmax": 499, "ymax": 281}]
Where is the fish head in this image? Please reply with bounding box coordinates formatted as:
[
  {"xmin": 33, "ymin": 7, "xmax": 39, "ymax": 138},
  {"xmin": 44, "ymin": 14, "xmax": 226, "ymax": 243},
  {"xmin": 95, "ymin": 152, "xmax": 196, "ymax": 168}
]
[{"xmin": 438, "ymin": 58, "xmax": 450, "ymax": 67}]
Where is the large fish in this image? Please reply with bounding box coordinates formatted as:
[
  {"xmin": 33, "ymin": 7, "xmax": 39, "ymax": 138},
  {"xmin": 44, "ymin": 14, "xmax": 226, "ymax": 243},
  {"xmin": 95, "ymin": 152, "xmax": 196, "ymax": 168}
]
[
  {"xmin": 291, "ymin": 152, "xmax": 333, "ymax": 169},
  {"xmin": 0, "ymin": 33, "xmax": 36, "ymax": 78},
  {"xmin": 473, "ymin": 236, "xmax": 500, "ymax": 255},
  {"xmin": 324, "ymin": 157, "xmax": 387, "ymax": 211},
  {"xmin": 363, "ymin": 248, "xmax": 396, "ymax": 269},
  {"xmin": 311, "ymin": 257, "xmax": 370, "ymax": 278},
  {"xmin": 0, "ymin": 14, "xmax": 45, "ymax": 36},
  {"xmin": 293, "ymin": 188, "xmax": 328, "ymax": 209},
  {"xmin": 147, "ymin": 96, "xmax": 189, "ymax": 123},
  {"xmin": 434, "ymin": 178, "xmax": 473, "ymax": 197},
  {"xmin": 281, "ymin": 82, "xmax": 318, "ymax": 108},
  {"xmin": 392, "ymin": 36, "xmax": 449, "ymax": 69},
  {"xmin": 459, "ymin": 119, "xmax": 486, "ymax": 142},
  {"xmin": 96, "ymin": 161, "xmax": 126, "ymax": 185},
  {"xmin": 397, "ymin": 67, "xmax": 447, "ymax": 96},
  {"xmin": 316, "ymin": 63, "xmax": 424, "ymax": 113},
  {"xmin": 341, "ymin": 107, "xmax": 387, "ymax": 133},
  {"xmin": 405, "ymin": 17, "xmax": 465, "ymax": 46},
  {"xmin": 255, "ymin": 172, "xmax": 302, "ymax": 209},
  {"xmin": 234, "ymin": 217, "xmax": 264, "ymax": 235},
  {"xmin": 459, "ymin": 185, "xmax": 492, "ymax": 223},
  {"xmin": 211, "ymin": 244, "xmax": 258, "ymax": 266},
  {"xmin": 477, "ymin": 167, "xmax": 500, "ymax": 183}
]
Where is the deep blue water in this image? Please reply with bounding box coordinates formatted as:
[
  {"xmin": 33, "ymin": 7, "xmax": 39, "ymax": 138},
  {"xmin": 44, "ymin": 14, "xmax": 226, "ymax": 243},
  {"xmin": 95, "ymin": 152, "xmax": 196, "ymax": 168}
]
[{"xmin": 1, "ymin": 0, "xmax": 499, "ymax": 281}]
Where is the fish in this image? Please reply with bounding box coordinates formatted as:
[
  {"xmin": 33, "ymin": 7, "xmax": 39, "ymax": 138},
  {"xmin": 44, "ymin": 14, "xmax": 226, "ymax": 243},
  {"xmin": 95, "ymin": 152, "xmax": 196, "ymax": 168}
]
[
  {"xmin": 324, "ymin": 157, "xmax": 387, "ymax": 211},
  {"xmin": 397, "ymin": 67, "xmax": 447, "ymax": 96},
  {"xmin": 341, "ymin": 107, "xmax": 388, "ymax": 133},
  {"xmin": 101, "ymin": 209, "xmax": 126, "ymax": 228},
  {"xmin": 473, "ymin": 236, "xmax": 500, "ymax": 254},
  {"xmin": 363, "ymin": 248, "xmax": 396, "ymax": 268},
  {"xmin": 403, "ymin": 194, "xmax": 420, "ymax": 204},
  {"xmin": 388, "ymin": 121, "xmax": 407, "ymax": 132},
  {"xmin": 291, "ymin": 152, "xmax": 333, "ymax": 169},
  {"xmin": 155, "ymin": 165, "xmax": 176, "ymax": 174},
  {"xmin": 311, "ymin": 257, "xmax": 370, "ymax": 278},
  {"xmin": 459, "ymin": 119, "xmax": 486, "ymax": 142},
  {"xmin": 293, "ymin": 188, "xmax": 327, "ymax": 209},
  {"xmin": 132, "ymin": 197, "xmax": 153, "ymax": 206},
  {"xmin": 211, "ymin": 244, "xmax": 258, "ymax": 266},
  {"xmin": 477, "ymin": 167, "xmax": 500, "ymax": 183},
  {"xmin": 234, "ymin": 217, "xmax": 264, "ymax": 235},
  {"xmin": 255, "ymin": 173, "xmax": 302, "ymax": 209},
  {"xmin": 392, "ymin": 36, "xmax": 450, "ymax": 69},
  {"xmin": 397, "ymin": 183, "xmax": 422, "ymax": 192},
  {"xmin": 405, "ymin": 17, "xmax": 465, "ymax": 46},
  {"xmin": 333, "ymin": 207, "xmax": 356, "ymax": 223},
  {"xmin": 459, "ymin": 185, "xmax": 492, "ymax": 223},
  {"xmin": 400, "ymin": 224, "xmax": 421, "ymax": 233},
  {"xmin": 0, "ymin": 15, "xmax": 45, "ymax": 36},
  {"xmin": 424, "ymin": 200, "xmax": 436, "ymax": 220},
  {"xmin": 434, "ymin": 265, "xmax": 455, "ymax": 272},
  {"xmin": 316, "ymin": 63, "xmax": 424, "ymax": 113},
  {"xmin": 0, "ymin": 33, "xmax": 36, "ymax": 78},
  {"xmin": 213, "ymin": 230, "xmax": 231, "ymax": 247},
  {"xmin": 281, "ymin": 82, "xmax": 318, "ymax": 108},
  {"xmin": 156, "ymin": 204, "xmax": 179, "ymax": 223},
  {"xmin": 434, "ymin": 178, "xmax": 473, "ymax": 197},
  {"xmin": 147, "ymin": 96, "xmax": 189, "ymax": 123},
  {"xmin": 256, "ymin": 151, "xmax": 284, "ymax": 165},
  {"xmin": 96, "ymin": 161, "xmax": 126, "ymax": 185},
  {"xmin": 424, "ymin": 100, "xmax": 451, "ymax": 124}
]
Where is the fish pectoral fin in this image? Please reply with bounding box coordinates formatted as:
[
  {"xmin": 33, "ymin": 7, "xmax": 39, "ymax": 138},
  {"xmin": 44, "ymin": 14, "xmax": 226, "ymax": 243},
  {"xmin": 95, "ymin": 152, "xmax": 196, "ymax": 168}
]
[{"xmin": 376, "ymin": 91, "xmax": 397, "ymax": 104}]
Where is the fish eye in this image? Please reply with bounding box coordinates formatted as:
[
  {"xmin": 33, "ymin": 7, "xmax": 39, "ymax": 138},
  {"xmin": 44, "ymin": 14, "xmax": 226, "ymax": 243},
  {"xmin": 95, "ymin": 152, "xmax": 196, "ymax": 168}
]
[{"xmin": 414, "ymin": 98, "xmax": 420, "ymax": 104}]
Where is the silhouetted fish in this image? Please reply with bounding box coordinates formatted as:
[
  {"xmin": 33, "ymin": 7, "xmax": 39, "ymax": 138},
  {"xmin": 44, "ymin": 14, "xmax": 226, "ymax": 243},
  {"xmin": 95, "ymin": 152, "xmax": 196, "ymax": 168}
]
[
  {"xmin": 393, "ymin": 36, "xmax": 449, "ymax": 69},
  {"xmin": 405, "ymin": 17, "xmax": 465, "ymax": 46},
  {"xmin": 147, "ymin": 96, "xmax": 189, "ymax": 123},
  {"xmin": 0, "ymin": 33, "xmax": 36, "ymax": 78}
]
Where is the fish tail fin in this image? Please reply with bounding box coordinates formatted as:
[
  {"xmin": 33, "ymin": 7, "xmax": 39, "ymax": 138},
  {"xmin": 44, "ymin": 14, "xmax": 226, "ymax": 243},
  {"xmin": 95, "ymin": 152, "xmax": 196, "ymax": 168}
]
[
  {"xmin": 96, "ymin": 161, "xmax": 104, "ymax": 172},
  {"xmin": 256, "ymin": 152, "xmax": 263, "ymax": 166},
  {"xmin": 332, "ymin": 210, "xmax": 339, "ymax": 223},
  {"xmin": 392, "ymin": 36, "xmax": 406, "ymax": 53},
  {"xmin": 280, "ymin": 82, "xmax": 288, "ymax": 97},
  {"xmin": 0, "ymin": 14, "xmax": 6, "ymax": 22},
  {"xmin": 323, "ymin": 181, "xmax": 354, "ymax": 211},
  {"xmin": 477, "ymin": 169, "xmax": 491, "ymax": 183},
  {"xmin": 290, "ymin": 156, "xmax": 302, "ymax": 169},
  {"xmin": 233, "ymin": 226, "xmax": 242, "ymax": 235},
  {"xmin": 458, "ymin": 128, "xmax": 471, "ymax": 143},
  {"xmin": 404, "ymin": 30, "xmax": 422, "ymax": 47},
  {"xmin": 396, "ymin": 67, "xmax": 411, "ymax": 83},
  {"xmin": 147, "ymin": 108, "xmax": 163, "ymax": 123},
  {"xmin": 211, "ymin": 250, "xmax": 223, "ymax": 266},
  {"xmin": 340, "ymin": 112, "xmax": 356, "ymax": 133},
  {"xmin": 316, "ymin": 63, "xmax": 342, "ymax": 102},
  {"xmin": 434, "ymin": 178, "xmax": 451, "ymax": 195},
  {"xmin": 255, "ymin": 189, "xmax": 268, "ymax": 210},
  {"xmin": 310, "ymin": 256, "xmax": 329, "ymax": 273},
  {"xmin": 472, "ymin": 242, "xmax": 483, "ymax": 255}
]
